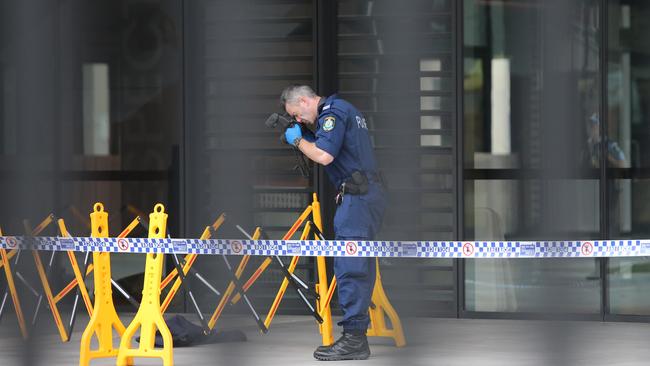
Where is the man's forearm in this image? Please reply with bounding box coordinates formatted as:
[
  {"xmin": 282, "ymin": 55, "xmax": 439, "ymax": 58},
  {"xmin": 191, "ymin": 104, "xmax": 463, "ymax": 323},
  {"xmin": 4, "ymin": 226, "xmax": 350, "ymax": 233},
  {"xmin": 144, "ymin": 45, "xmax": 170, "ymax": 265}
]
[{"xmin": 296, "ymin": 139, "xmax": 334, "ymax": 166}]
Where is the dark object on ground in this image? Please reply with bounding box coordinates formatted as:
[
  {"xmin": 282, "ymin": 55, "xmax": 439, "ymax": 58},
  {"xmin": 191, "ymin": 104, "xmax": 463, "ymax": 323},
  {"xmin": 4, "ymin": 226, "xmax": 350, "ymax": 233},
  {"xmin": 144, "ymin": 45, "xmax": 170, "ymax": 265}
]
[{"xmin": 136, "ymin": 314, "xmax": 247, "ymax": 347}]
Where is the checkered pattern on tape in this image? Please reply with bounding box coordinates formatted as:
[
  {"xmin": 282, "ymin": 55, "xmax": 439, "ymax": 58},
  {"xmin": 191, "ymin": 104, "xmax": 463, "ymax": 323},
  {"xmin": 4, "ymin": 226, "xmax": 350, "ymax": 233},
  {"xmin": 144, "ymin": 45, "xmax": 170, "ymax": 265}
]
[
  {"xmin": 356, "ymin": 241, "xmax": 400, "ymax": 257},
  {"xmin": 5, "ymin": 236, "xmax": 650, "ymax": 259},
  {"xmin": 245, "ymin": 249, "xmax": 284, "ymax": 256},
  {"xmin": 595, "ymin": 240, "xmax": 645, "ymax": 256},
  {"xmin": 534, "ymin": 241, "xmax": 582, "ymax": 257},
  {"xmin": 185, "ymin": 238, "xmax": 225, "ymax": 255},
  {"xmin": 513, "ymin": 242, "xmax": 536, "ymax": 257},
  {"xmin": 474, "ymin": 241, "xmax": 518, "ymax": 258},
  {"xmin": 72, "ymin": 237, "xmax": 118, "ymax": 252},
  {"xmin": 638, "ymin": 240, "xmax": 650, "ymax": 255},
  {"xmin": 85, "ymin": 237, "xmax": 175, "ymax": 254},
  {"xmin": 417, "ymin": 242, "xmax": 462, "ymax": 258},
  {"xmin": 229, "ymin": 240, "xmax": 286, "ymax": 256},
  {"xmin": 29, "ymin": 237, "xmax": 59, "ymax": 251},
  {"xmin": 302, "ymin": 240, "xmax": 346, "ymax": 257},
  {"xmin": 12, "ymin": 237, "xmax": 33, "ymax": 250},
  {"xmin": 2, "ymin": 236, "xmax": 46, "ymax": 251}
]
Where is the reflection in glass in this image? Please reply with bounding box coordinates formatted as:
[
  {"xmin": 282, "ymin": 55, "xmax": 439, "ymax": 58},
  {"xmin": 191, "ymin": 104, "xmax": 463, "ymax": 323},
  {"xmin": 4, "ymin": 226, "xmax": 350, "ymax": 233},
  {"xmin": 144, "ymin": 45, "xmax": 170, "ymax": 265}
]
[
  {"xmin": 606, "ymin": 1, "xmax": 650, "ymax": 316},
  {"xmin": 463, "ymin": 0, "xmax": 602, "ymax": 313},
  {"xmin": 335, "ymin": 0, "xmax": 457, "ymax": 317},
  {"xmin": 466, "ymin": 259, "xmax": 600, "ymax": 313},
  {"xmin": 609, "ymin": 257, "xmax": 650, "ymax": 315},
  {"xmin": 607, "ymin": 1, "xmax": 650, "ymax": 237},
  {"xmin": 82, "ymin": 63, "xmax": 110, "ymax": 156},
  {"xmin": 0, "ymin": 2, "xmax": 183, "ymax": 309}
]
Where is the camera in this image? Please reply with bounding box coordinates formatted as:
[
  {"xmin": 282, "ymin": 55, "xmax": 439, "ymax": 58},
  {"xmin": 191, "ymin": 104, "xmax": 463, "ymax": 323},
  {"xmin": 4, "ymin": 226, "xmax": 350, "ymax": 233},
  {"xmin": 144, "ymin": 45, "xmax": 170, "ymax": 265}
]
[
  {"xmin": 264, "ymin": 112, "xmax": 310, "ymax": 178},
  {"xmin": 265, "ymin": 113, "xmax": 295, "ymax": 129},
  {"xmin": 265, "ymin": 113, "xmax": 298, "ymax": 144}
]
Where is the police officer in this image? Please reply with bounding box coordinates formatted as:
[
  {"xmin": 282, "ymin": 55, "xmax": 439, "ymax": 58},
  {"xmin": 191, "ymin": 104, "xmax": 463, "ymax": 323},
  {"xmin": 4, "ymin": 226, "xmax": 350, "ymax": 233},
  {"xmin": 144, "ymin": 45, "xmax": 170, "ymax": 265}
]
[{"xmin": 280, "ymin": 85, "xmax": 386, "ymax": 361}]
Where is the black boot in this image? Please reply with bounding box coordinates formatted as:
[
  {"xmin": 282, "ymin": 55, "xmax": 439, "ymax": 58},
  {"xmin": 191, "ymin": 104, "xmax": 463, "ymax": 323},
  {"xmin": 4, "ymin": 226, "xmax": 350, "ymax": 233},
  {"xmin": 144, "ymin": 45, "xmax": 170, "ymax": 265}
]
[{"xmin": 313, "ymin": 332, "xmax": 370, "ymax": 361}]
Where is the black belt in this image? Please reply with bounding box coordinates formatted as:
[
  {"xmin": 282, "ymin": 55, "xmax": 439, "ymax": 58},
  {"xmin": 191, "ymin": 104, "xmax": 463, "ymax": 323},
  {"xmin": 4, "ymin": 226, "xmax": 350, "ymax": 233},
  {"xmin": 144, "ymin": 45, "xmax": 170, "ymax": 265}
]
[
  {"xmin": 339, "ymin": 171, "xmax": 366, "ymax": 193},
  {"xmin": 335, "ymin": 171, "xmax": 382, "ymax": 205}
]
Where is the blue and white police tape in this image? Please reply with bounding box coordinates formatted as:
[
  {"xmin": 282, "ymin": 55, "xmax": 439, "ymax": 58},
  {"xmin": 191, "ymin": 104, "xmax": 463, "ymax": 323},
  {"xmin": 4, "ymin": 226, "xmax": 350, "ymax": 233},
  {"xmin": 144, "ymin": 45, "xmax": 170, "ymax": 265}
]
[{"xmin": 1, "ymin": 236, "xmax": 650, "ymax": 258}]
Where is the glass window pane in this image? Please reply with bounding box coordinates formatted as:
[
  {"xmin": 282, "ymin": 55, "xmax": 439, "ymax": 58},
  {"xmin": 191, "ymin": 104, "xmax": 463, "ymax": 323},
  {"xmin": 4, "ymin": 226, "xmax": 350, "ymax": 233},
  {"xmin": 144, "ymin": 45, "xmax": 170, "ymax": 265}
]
[
  {"xmin": 337, "ymin": 0, "xmax": 456, "ymax": 317},
  {"xmin": 185, "ymin": 0, "xmax": 315, "ymax": 311},
  {"xmin": 466, "ymin": 259, "xmax": 600, "ymax": 313},
  {"xmin": 0, "ymin": 2, "xmax": 183, "ymax": 311},
  {"xmin": 463, "ymin": 0, "xmax": 602, "ymax": 314},
  {"xmin": 609, "ymin": 257, "xmax": 650, "ymax": 315},
  {"xmin": 606, "ymin": 1, "xmax": 650, "ymax": 316},
  {"xmin": 186, "ymin": 0, "xmax": 314, "ymax": 239},
  {"xmin": 82, "ymin": 63, "xmax": 110, "ymax": 156}
]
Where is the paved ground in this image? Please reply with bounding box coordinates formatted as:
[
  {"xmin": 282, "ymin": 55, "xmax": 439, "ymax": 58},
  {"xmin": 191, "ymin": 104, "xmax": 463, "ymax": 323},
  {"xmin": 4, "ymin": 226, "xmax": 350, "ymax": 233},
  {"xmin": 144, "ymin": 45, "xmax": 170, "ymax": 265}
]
[{"xmin": 1, "ymin": 314, "xmax": 650, "ymax": 365}]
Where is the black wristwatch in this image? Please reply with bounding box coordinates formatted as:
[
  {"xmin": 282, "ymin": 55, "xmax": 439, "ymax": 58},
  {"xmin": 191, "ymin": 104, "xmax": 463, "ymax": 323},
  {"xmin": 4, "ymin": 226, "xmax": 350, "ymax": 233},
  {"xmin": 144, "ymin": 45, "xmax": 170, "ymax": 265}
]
[{"xmin": 293, "ymin": 136, "xmax": 302, "ymax": 147}]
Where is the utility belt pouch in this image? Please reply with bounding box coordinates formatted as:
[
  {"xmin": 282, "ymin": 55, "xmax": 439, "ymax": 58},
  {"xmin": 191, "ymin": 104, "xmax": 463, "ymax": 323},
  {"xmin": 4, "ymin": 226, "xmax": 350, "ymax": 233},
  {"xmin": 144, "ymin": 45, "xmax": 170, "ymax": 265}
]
[{"xmin": 341, "ymin": 171, "xmax": 369, "ymax": 195}]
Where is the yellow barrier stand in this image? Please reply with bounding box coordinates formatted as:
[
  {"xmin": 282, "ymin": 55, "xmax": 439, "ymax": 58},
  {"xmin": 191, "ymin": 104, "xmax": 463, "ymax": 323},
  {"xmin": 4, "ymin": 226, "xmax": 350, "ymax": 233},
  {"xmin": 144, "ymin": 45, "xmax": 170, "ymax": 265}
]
[
  {"xmin": 311, "ymin": 193, "xmax": 405, "ymax": 347},
  {"xmin": 230, "ymin": 205, "xmax": 313, "ymax": 305},
  {"xmin": 1, "ymin": 215, "xmax": 57, "ymax": 340},
  {"xmin": 0, "ymin": 227, "xmax": 28, "ymax": 339},
  {"xmin": 160, "ymin": 213, "xmax": 225, "ymax": 291},
  {"xmin": 32, "ymin": 246, "xmax": 68, "ymax": 342},
  {"xmin": 159, "ymin": 252, "xmax": 199, "ymax": 313},
  {"xmin": 79, "ymin": 203, "xmax": 132, "ymax": 366},
  {"xmin": 257, "ymin": 194, "xmax": 336, "ymax": 344},
  {"xmin": 160, "ymin": 213, "xmax": 226, "ymax": 314},
  {"xmin": 261, "ymin": 222, "xmax": 312, "ymax": 331},
  {"xmin": 229, "ymin": 194, "xmax": 332, "ymax": 338},
  {"xmin": 206, "ymin": 227, "xmax": 261, "ymax": 331},
  {"xmin": 54, "ymin": 216, "xmax": 141, "ymax": 305},
  {"xmin": 0, "ymin": 249, "xmax": 18, "ymax": 270},
  {"xmin": 54, "ymin": 264, "xmax": 94, "ymax": 305},
  {"xmin": 312, "ymin": 194, "xmax": 335, "ymax": 346},
  {"xmin": 26, "ymin": 215, "xmax": 70, "ymax": 342},
  {"xmin": 57, "ymin": 219, "xmax": 93, "ymax": 317},
  {"xmin": 366, "ymin": 258, "xmax": 406, "ymax": 347},
  {"xmin": 117, "ymin": 203, "xmax": 173, "ymax": 366}
]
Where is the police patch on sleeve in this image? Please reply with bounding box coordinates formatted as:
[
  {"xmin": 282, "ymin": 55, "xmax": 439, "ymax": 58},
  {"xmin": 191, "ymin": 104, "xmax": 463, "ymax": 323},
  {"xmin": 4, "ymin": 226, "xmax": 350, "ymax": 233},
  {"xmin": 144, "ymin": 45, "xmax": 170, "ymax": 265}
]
[{"xmin": 323, "ymin": 116, "xmax": 336, "ymax": 132}]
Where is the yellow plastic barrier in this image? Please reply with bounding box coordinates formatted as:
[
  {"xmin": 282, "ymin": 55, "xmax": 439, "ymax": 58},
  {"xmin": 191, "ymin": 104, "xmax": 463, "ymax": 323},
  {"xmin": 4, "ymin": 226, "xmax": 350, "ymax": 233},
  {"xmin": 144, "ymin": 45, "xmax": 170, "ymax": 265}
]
[
  {"xmin": 261, "ymin": 193, "xmax": 405, "ymax": 347},
  {"xmin": 7, "ymin": 199, "xmax": 402, "ymax": 357},
  {"xmin": 206, "ymin": 227, "xmax": 260, "ymax": 331},
  {"xmin": 312, "ymin": 194, "xmax": 335, "ymax": 346},
  {"xmin": 0, "ymin": 249, "xmax": 17, "ymax": 270},
  {"xmin": 54, "ymin": 216, "xmax": 141, "ymax": 305},
  {"xmin": 256, "ymin": 194, "xmax": 334, "ymax": 341},
  {"xmin": 366, "ymin": 258, "xmax": 406, "ymax": 347},
  {"xmin": 230, "ymin": 205, "xmax": 313, "ymax": 305},
  {"xmin": 0, "ymin": 227, "xmax": 28, "ymax": 339},
  {"xmin": 1, "ymin": 214, "xmax": 90, "ymax": 342},
  {"xmin": 224, "ymin": 195, "xmax": 329, "ymax": 337},
  {"xmin": 160, "ymin": 213, "xmax": 226, "ymax": 313},
  {"xmin": 117, "ymin": 203, "xmax": 173, "ymax": 366},
  {"xmin": 262, "ymin": 221, "xmax": 313, "ymax": 330},
  {"xmin": 57, "ymin": 219, "xmax": 93, "ymax": 318},
  {"xmin": 27, "ymin": 214, "xmax": 70, "ymax": 342},
  {"xmin": 79, "ymin": 203, "xmax": 132, "ymax": 366}
]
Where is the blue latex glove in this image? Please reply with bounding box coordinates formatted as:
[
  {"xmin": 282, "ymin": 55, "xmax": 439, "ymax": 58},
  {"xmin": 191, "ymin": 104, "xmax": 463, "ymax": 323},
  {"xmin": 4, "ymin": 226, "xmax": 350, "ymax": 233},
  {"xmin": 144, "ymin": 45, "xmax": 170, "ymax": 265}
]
[{"xmin": 284, "ymin": 124, "xmax": 303, "ymax": 146}]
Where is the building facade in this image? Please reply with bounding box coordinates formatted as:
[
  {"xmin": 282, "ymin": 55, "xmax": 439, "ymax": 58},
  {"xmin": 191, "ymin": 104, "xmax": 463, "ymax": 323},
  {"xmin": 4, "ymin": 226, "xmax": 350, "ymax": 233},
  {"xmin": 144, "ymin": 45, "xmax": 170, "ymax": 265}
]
[{"xmin": 0, "ymin": 0, "xmax": 649, "ymax": 320}]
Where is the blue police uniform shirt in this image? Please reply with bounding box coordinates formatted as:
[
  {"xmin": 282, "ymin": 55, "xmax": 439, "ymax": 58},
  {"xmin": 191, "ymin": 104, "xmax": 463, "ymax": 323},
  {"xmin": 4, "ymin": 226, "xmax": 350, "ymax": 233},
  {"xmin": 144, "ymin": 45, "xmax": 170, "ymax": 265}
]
[
  {"xmin": 313, "ymin": 94, "xmax": 378, "ymax": 188},
  {"xmin": 310, "ymin": 94, "xmax": 385, "ymax": 239}
]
